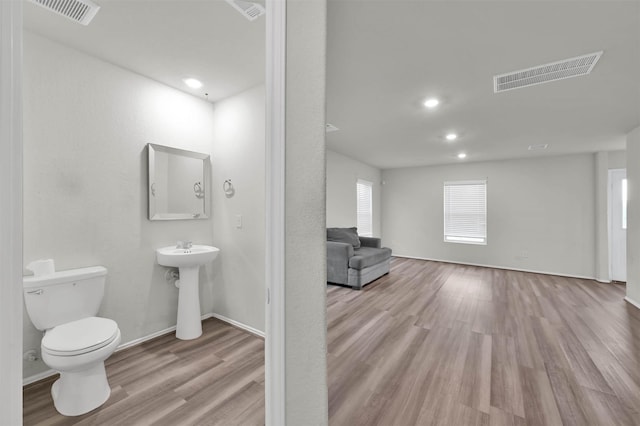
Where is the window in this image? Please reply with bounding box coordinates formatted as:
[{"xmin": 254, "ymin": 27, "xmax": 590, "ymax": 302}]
[
  {"xmin": 356, "ymin": 179, "xmax": 373, "ymax": 237},
  {"xmin": 444, "ymin": 180, "xmax": 487, "ymax": 245}
]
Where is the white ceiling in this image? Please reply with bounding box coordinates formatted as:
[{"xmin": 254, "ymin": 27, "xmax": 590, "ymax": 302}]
[
  {"xmin": 326, "ymin": 1, "xmax": 640, "ymax": 169},
  {"xmin": 24, "ymin": 1, "xmax": 640, "ymax": 170},
  {"xmin": 23, "ymin": 0, "xmax": 265, "ymax": 103}
]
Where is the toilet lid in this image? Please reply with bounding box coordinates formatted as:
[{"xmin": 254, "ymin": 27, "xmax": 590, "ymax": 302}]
[{"xmin": 42, "ymin": 317, "xmax": 119, "ymax": 356}]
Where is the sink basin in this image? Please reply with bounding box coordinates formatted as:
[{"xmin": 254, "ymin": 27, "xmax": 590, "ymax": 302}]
[
  {"xmin": 156, "ymin": 244, "xmax": 219, "ymax": 340},
  {"xmin": 156, "ymin": 245, "xmax": 219, "ymax": 268}
]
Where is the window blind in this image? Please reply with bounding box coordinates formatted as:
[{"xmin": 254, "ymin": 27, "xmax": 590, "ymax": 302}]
[
  {"xmin": 444, "ymin": 180, "xmax": 487, "ymax": 244},
  {"xmin": 357, "ymin": 179, "xmax": 373, "ymax": 237}
]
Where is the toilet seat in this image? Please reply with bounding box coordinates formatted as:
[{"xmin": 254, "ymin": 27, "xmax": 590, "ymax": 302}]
[{"xmin": 43, "ymin": 317, "xmax": 119, "ymax": 356}]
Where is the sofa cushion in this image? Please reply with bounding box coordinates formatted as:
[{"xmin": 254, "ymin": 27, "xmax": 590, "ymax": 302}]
[
  {"xmin": 327, "ymin": 227, "xmax": 361, "ymax": 249},
  {"xmin": 349, "ymin": 247, "xmax": 392, "ymax": 270}
]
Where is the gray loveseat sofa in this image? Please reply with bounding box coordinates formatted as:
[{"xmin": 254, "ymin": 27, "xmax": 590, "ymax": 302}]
[{"xmin": 327, "ymin": 227, "xmax": 392, "ymax": 290}]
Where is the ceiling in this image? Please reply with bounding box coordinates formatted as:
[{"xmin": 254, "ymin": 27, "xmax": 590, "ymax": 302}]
[
  {"xmin": 326, "ymin": 1, "xmax": 640, "ymax": 169},
  {"xmin": 23, "ymin": 0, "xmax": 265, "ymax": 103},
  {"xmin": 23, "ymin": 1, "xmax": 640, "ymax": 170}
]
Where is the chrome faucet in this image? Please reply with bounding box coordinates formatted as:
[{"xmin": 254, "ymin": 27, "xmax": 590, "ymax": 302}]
[{"xmin": 176, "ymin": 240, "xmax": 193, "ymax": 249}]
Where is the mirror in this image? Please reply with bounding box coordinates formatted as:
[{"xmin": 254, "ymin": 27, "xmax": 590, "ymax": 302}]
[{"xmin": 148, "ymin": 143, "xmax": 211, "ymax": 220}]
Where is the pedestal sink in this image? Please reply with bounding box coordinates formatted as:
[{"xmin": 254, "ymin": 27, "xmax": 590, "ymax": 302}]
[{"xmin": 156, "ymin": 244, "xmax": 220, "ymax": 340}]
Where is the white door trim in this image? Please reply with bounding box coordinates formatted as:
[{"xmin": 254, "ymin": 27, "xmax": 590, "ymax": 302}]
[
  {"xmin": 265, "ymin": 0, "xmax": 286, "ymax": 425},
  {"xmin": 0, "ymin": 0, "xmax": 24, "ymax": 423}
]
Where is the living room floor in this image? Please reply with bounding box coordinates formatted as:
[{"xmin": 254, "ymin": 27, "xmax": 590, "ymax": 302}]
[{"xmin": 327, "ymin": 257, "xmax": 640, "ymax": 426}]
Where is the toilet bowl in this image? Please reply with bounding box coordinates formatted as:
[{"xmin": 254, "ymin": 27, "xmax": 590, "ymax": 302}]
[
  {"xmin": 23, "ymin": 264, "xmax": 121, "ymax": 416},
  {"xmin": 41, "ymin": 317, "xmax": 121, "ymax": 416}
]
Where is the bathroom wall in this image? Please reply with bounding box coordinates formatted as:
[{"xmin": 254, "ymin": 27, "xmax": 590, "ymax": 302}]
[
  {"xmin": 210, "ymin": 85, "xmax": 266, "ymax": 333},
  {"xmin": 22, "ymin": 32, "xmax": 219, "ymax": 378}
]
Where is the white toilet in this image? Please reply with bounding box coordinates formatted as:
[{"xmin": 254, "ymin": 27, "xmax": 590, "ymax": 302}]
[{"xmin": 23, "ymin": 265, "xmax": 121, "ymax": 416}]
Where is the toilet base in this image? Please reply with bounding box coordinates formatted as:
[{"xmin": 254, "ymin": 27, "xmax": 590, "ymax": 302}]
[{"xmin": 51, "ymin": 362, "xmax": 111, "ymax": 416}]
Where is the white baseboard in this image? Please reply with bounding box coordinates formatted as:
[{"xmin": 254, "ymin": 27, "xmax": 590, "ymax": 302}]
[
  {"xmin": 624, "ymin": 296, "xmax": 640, "ymax": 310},
  {"xmin": 394, "ymin": 254, "xmax": 597, "ymax": 281},
  {"xmin": 210, "ymin": 313, "xmax": 265, "ymax": 338},
  {"xmin": 23, "ymin": 312, "xmax": 263, "ymax": 386},
  {"xmin": 115, "ymin": 313, "xmax": 214, "ymax": 352},
  {"xmin": 23, "ymin": 369, "xmax": 57, "ymax": 386}
]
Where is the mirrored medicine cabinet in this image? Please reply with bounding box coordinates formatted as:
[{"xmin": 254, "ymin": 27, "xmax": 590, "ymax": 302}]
[{"xmin": 147, "ymin": 143, "xmax": 211, "ymax": 220}]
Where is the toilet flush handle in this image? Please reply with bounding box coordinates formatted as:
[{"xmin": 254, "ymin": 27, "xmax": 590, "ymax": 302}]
[{"xmin": 27, "ymin": 289, "xmax": 43, "ymax": 295}]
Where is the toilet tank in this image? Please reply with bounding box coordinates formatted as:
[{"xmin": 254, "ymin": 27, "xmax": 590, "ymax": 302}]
[{"xmin": 23, "ymin": 266, "xmax": 107, "ymax": 331}]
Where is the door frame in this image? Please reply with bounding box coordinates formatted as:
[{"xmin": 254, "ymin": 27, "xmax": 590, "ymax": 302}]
[
  {"xmin": 0, "ymin": 1, "xmax": 288, "ymax": 424},
  {"xmin": 265, "ymin": 0, "xmax": 286, "ymax": 424}
]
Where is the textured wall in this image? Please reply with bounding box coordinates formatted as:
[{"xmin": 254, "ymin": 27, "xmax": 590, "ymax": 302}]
[
  {"xmin": 595, "ymin": 152, "xmax": 609, "ymax": 282},
  {"xmin": 326, "ymin": 149, "xmax": 382, "ymax": 237},
  {"xmin": 0, "ymin": 0, "xmax": 24, "ymax": 422},
  {"xmin": 285, "ymin": 0, "xmax": 329, "ymax": 424},
  {"xmin": 211, "ymin": 85, "xmax": 266, "ymax": 332},
  {"xmin": 608, "ymin": 150, "xmax": 626, "ymax": 169},
  {"xmin": 22, "ymin": 33, "xmax": 217, "ymax": 378},
  {"xmin": 383, "ymin": 154, "xmax": 597, "ymax": 278},
  {"xmin": 626, "ymin": 127, "xmax": 640, "ymax": 304}
]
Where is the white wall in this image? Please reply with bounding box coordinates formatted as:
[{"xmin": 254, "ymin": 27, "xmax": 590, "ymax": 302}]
[
  {"xmin": 595, "ymin": 152, "xmax": 609, "ymax": 282},
  {"xmin": 211, "ymin": 85, "xmax": 265, "ymax": 332},
  {"xmin": 0, "ymin": 1, "xmax": 24, "ymax": 422},
  {"xmin": 23, "ymin": 33, "xmax": 265, "ymax": 379},
  {"xmin": 326, "ymin": 149, "xmax": 382, "ymax": 236},
  {"xmin": 626, "ymin": 127, "xmax": 640, "ymax": 305},
  {"xmin": 284, "ymin": 0, "xmax": 328, "ymax": 423},
  {"xmin": 382, "ymin": 154, "xmax": 596, "ymax": 278},
  {"xmin": 608, "ymin": 150, "xmax": 626, "ymax": 169}
]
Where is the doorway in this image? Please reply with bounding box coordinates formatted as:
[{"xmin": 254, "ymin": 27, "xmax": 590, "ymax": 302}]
[
  {"xmin": 609, "ymin": 168, "xmax": 627, "ymax": 282},
  {"xmin": 2, "ymin": 0, "xmax": 287, "ymax": 423}
]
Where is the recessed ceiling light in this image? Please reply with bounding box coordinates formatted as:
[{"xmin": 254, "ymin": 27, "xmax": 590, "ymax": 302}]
[
  {"xmin": 423, "ymin": 98, "xmax": 439, "ymax": 108},
  {"xmin": 457, "ymin": 153, "xmax": 467, "ymax": 159},
  {"xmin": 183, "ymin": 78, "xmax": 203, "ymax": 89},
  {"xmin": 446, "ymin": 133, "xmax": 458, "ymax": 141}
]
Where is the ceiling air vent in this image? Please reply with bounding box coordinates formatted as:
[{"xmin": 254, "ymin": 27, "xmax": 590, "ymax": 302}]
[
  {"xmin": 28, "ymin": 0, "xmax": 101, "ymax": 25},
  {"xmin": 224, "ymin": 0, "xmax": 266, "ymax": 21},
  {"xmin": 494, "ymin": 51, "xmax": 603, "ymax": 93}
]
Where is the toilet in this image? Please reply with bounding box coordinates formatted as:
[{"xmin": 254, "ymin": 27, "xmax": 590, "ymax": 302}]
[{"xmin": 23, "ymin": 265, "xmax": 121, "ymax": 416}]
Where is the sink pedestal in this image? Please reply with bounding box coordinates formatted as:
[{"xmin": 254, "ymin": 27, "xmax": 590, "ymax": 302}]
[
  {"xmin": 176, "ymin": 266, "xmax": 202, "ymax": 340},
  {"xmin": 156, "ymin": 244, "xmax": 219, "ymax": 341}
]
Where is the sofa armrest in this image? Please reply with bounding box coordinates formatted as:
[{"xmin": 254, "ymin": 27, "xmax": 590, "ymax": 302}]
[
  {"xmin": 327, "ymin": 241, "xmax": 354, "ymax": 259},
  {"xmin": 326, "ymin": 241, "xmax": 354, "ymax": 285},
  {"xmin": 359, "ymin": 236, "xmax": 381, "ymax": 248}
]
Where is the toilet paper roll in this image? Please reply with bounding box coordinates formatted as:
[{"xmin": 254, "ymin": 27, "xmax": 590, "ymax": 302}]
[{"xmin": 26, "ymin": 259, "xmax": 55, "ymax": 277}]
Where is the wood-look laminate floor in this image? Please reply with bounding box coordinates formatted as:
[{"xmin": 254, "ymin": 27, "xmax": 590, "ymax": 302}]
[
  {"xmin": 327, "ymin": 258, "xmax": 640, "ymax": 426},
  {"xmin": 23, "ymin": 318, "xmax": 265, "ymax": 426},
  {"xmin": 24, "ymin": 258, "xmax": 640, "ymax": 425}
]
